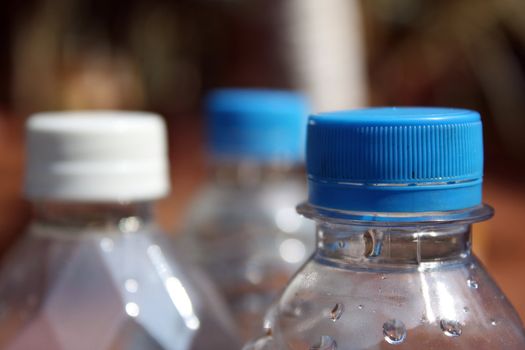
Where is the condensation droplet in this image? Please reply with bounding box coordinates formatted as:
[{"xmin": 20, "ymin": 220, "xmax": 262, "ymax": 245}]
[
  {"xmin": 330, "ymin": 303, "xmax": 344, "ymax": 322},
  {"xmin": 467, "ymin": 279, "xmax": 479, "ymax": 289},
  {"xmin": 263, "ymin": 319, "xmax": 271, "ymax": 330},
  {"xmin": 264, "ymin": 326, "xmax": 272, "ymax": 336},
  {"xmin": 338, "ymin": 240, "xmax": 346, "ymax": 248},
  {"xmin": 262, "ymin": 305, "xmax": 278, "ymax": 337},
  {"xmin": 381, "ymin": 275, "xmax": 386, "ymax": 280},
  {"xmin": 383, "ymin": 319, "xmax": 407, "ymax": 345},
  {"xmin": 357, "ymin": 304, "xmax": 364, "ymax": 310},
  {"xmin": 310, "ymin": 335, "xmax": 337, "ymax": 350},
  {"xmin": 469, "ymin": 262, "xmax": 476, "ymax": 270},
  {"xmin": 490, "ymin": 319, "xmax": 498, "ymax": 326},
  {"xmin": 440, "ymin": 319, "xmax": 462, "ymax": 337},
  {"xmin": 463, "ymin": 306, "xmax": 470, "ymax": 313}
]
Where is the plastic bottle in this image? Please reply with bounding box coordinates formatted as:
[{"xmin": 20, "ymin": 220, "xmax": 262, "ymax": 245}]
[
  {"xmin": 244, "ymin": 107, "xmax": 525, "ymax": 350},
  {"xmin": 179, "ymin": 89, "xmax": 315, "ymax": 340},
  {"xmin": 0, "ymin": 111, "xmax": 240, "ymax": 350}
]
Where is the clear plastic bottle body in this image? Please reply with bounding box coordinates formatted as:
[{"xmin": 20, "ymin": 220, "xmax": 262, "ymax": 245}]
[
  {"xmin": 0, "ymin": 202, "xmax": 240, "ymax": 350},
  {"xmin": 245, "ymin": 206, "xmax": 525, "ymax": 350},
  {"xmin": 180, "ymin": 163, "xmax": 315, "ymax": 340}
]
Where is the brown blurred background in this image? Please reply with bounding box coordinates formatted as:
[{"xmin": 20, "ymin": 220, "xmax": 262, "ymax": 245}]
[{"xmin": 0, "ymin": 0, "xmax": 524, "ymax": 319}]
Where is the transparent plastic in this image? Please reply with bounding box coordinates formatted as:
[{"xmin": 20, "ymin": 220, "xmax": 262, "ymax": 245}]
[
  {"xmin": 244, "ymin": 204, "xmax": 525, "ymax": 349},
  {"xmin": 0, "ymin": 202, "xmax": 240, "ymax": 350},
  {"xmin": 179, "ymin": 163, "xmax": 315, "ymax": 340}
]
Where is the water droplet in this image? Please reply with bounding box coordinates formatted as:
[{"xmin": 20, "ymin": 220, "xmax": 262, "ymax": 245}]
[
  {"xmin": 329, "ymin": 303, "xmax": 344, "ymax": 322},
  {"xmin": 382, "ymin": 319, "xmax": 407, "ymax": 345},
  {"xmin": 463, "ymin": 306, "xmax": 470, "ymax": 313},
  {"xmin": 357, "ymin": 304, "xmax": 364, "ymax": 310},
  {"xmin": 337, "ymin": 240, "xmax": 345, "ymax": 248},
  {"xmin": 469, "ymin": 262, "xmax": 476, "ymax": 270},
  {"xmin": 263, "ymin": 317, "xmax": 272, "ymax": 330},
  {"xmin": 263, "ymin": 311, "xmax": 274, "ymax": 336},
  {"xmin": 467, "ymin": 279, "xmax": 479, "ymax": 289},
  {"xmin": 490, "ymin": 319, "xmax": 498, "ymax": 326},
  {"xmin": 310, "ymin": 335, "xmax": 337, "ymax": 350},
  {"xmin": 420, "ymin": 315, "xmax": 429, "ymax": 324},
  {"xmin": 381, "ymin": 275, "xmax": 386, "ymax": 280},
  {"xmin": 440, "ymin": 319, "xmax": 462, "ymax": 337}
]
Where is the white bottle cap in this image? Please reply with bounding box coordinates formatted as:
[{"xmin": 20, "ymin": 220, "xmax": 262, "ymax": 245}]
[{"xmin": 24, "ymin": 111, "xmax": 170, "ymax": 202}]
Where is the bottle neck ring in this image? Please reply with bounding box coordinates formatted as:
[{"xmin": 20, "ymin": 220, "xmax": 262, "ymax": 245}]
[{"xmin": 297, "ymin": 202, "xmax": 493, "ymax": 226}]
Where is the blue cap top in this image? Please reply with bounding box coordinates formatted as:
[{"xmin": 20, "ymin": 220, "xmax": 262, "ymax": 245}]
[
  {"xmin": 206, "ymin": 88, "xmax": 308, "ymax": 163},
  {"xmin": 306, "ymin": 107, "xmax": 483, "ymax": 213}
]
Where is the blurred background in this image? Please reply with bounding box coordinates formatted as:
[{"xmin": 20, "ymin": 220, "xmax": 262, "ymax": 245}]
[{"xmin": 0, "ymin": 0, "xmax": 524, "ymax": 319}]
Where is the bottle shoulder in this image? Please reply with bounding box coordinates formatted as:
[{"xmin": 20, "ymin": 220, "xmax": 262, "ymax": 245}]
[
  {"xmin": 0, "ymin": 230, "xmax": 241, "ymax": 348},
  {"xmin": 261, "ymin": 258, "xmax": 525, "ymax": 349}
]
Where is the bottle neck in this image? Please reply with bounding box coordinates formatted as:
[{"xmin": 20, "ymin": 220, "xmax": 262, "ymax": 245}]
[
  {"xmin": 299, "ymin": 204, "xmax": 493, "ymax": 271},
  {"xmin": 209, "ymin": 160, "xmax": 304, "ymax": 188},
  {"xmin": 30, "ymin": 201, "xmax": 155, "ymax": 235},
  {"xmin": 316, "ymin": 222, "xmax": 473, "ymax": 270}
]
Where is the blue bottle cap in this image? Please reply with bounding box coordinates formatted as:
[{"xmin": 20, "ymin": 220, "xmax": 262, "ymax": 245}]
[
  {"xmin": 206, "ymin": 88, "xmax": 308, "ymax": 164},
  {"xmin": 306, "ymin": 107, "xmax": 483, "ymax": 212}
]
